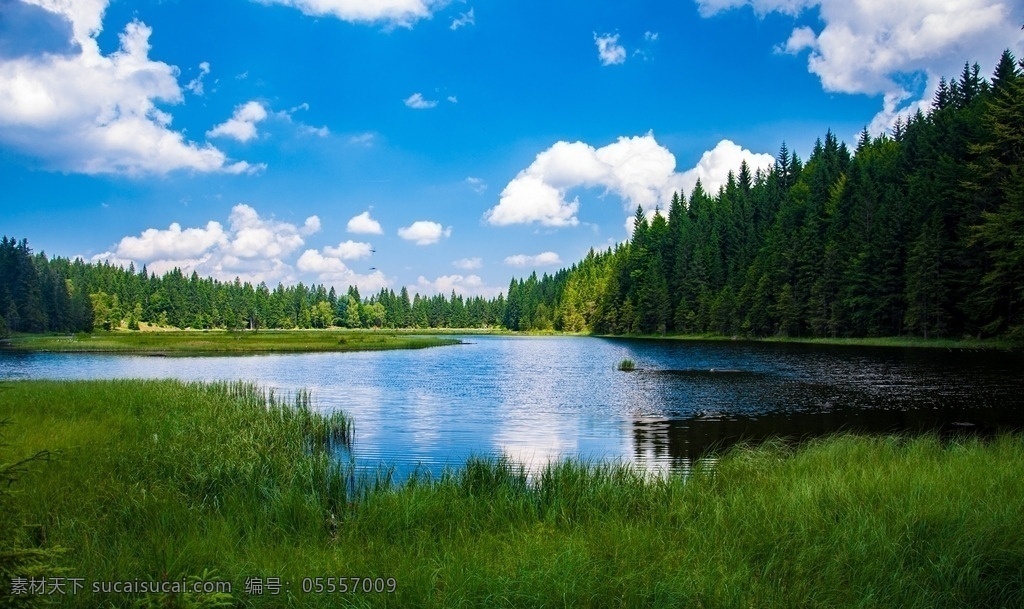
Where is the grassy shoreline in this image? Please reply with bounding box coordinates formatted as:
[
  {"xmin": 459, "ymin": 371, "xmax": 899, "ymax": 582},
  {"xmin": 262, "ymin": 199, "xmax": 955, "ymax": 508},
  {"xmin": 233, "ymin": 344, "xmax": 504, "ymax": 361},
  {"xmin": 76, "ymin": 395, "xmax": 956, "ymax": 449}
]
[
  {"xmin": 2, "ymin": 379, "xmax": 1022, "ymax": 607},
  {"xmin": 590, "ymin": 332, "xmax": 1020, "ymax": 350},
  {"xmin": 1, "ymin": 329, "xmax": 461, "ymax": 355},
  {"xmin": 3, "ymin": 327, "xmax": 1016, "ymax": 355}
]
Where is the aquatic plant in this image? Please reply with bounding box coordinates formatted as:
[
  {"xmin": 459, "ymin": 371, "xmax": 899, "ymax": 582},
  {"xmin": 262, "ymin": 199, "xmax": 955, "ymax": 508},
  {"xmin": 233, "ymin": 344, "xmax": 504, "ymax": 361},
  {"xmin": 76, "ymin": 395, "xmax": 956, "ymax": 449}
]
[{"xmin": 3, "ymin": 381, "xmax": 1024, "ymax": 608}]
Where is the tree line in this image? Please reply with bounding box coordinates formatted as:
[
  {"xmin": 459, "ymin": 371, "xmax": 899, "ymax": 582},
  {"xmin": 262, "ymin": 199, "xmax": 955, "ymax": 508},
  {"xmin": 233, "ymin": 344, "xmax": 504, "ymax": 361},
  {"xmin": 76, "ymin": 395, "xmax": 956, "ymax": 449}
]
[
  {"xmin": 510, "ymin": 50, "xmax": 1024, "ymax": 341},
  {"xmin": 0, "ymin": 238, "xmax": 507, "ymax": 335},
  {"xmin": 2, "ymin": 50, "xmax": 1022, "ymax": 340}
]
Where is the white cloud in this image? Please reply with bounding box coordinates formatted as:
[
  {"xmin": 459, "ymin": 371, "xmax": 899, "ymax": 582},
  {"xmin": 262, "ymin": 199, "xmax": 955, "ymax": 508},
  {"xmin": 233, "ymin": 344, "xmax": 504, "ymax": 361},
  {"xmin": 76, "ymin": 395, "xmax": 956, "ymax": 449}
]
[
  {"xmin": 486, "ymin": 134, "xmax": 773, "ymax": 229},
  {"xmin": 300, "ymin": 124, "xmax": 330, "ymax": 137},
  {"xmin": 698, "ymin": 0, "xmax": 1024, "ymax": 133},
  {"xmin": 114, "ymin": 221, "xmax": 227, "ymax": 261},
  {"xmin": 207, "ymin": 101, "xmax": 268, "ymax": 143},
  {"xmin": 447, "ymin": 95, "xmax": 458, "ymax": 103},
  {"xmin": 453, "ymin": 257, "xmax": 482, "ymax": 270},
  {"xmin": 92, "ymin": 204, "xmax": 321, "ymax": 284},
  {"xmin": 347, "ymin": 211, "xmax": 384, "ymax": 235},
  {"xmin": 323, "ymin": 240, "xmax": 373, "ymax": 260},
  {"xmin": 485, "ymin": 172, "xmax": 581, "ymax": 227},
  {"xmin": 255, "ymin": 0, "xmax": 439, "ymax": 27},
  {"xmin": 504, "ymin": 252, "xmax": 562, "ymax": 267},
  {"xmin": 450, "ymin": 8, "xmax": 474, "ymax": 30},
  {"xmin": 296, "ymin": 249, "xmax": 389, "ymax": 293},
  {"xmin": 404, "ymin": 92, "xmax": 438, "ymax": 109},
  {"xmin": 695, "ymin": 0, "xmax": 807, "ymax": 17},
  {"xmin": 185, "ymin": 61, "xmax": 210, "ymax": 96},
  {"xmin": 270, "ymin": 102, "xmax": 330, "ymax": 138},
  {"xmin": 348, "ymin": 132, "xmax": 376, "ymax": 146},
  {"xmin": 398, "ymin": 220, "xmax": 451, "ymax": 245},
  {"xmin": 0, "ymin": 1, "xmax": 253, "ymax": 175},
  {"xmin": 414, "ymin": 274, "xmax": 503, "ymax": 298},
  {"xmin": 677, "ymin": 140, "xmax": 775, "ymax": 197},
  {"xmin": 594, "ymin": 32, "xmax": 626, "ymax": 66},
  {"xmin": 225, "ymin": 203, "xmax": 319, "ymax": 259},
  {"xmin": 644, "ymin": 31, "xmax": 659, "ymax": 42},
  {"xmin": 465, "ymin": 176, "xmax": 487, "ymax": 193}
]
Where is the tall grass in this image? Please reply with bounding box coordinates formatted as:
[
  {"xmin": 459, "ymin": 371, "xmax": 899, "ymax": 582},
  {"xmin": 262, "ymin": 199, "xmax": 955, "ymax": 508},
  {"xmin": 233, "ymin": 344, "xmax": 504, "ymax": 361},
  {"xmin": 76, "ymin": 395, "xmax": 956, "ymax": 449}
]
[
  {"xmin": 2, "ymin": 329, "xmax": 460, "ymax": 355},
  {"xmin": 2, "ymin": 380, "xmax": 1023, "ymax": 607}
]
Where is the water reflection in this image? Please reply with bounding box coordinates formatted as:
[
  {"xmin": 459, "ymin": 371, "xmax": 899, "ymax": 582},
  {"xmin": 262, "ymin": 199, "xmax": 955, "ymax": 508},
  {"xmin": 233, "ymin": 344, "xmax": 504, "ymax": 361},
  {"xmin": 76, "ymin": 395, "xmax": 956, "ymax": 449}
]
[{"xmin": 2, "ymin": 336, "xmax": 1023, "ymax": 480}]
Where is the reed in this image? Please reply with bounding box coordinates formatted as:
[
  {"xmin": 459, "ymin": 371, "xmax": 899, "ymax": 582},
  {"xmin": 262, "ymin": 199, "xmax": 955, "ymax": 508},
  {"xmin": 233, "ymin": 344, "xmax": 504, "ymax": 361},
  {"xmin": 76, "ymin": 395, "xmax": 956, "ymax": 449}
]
[{"xmin": 2, "ymin": 380, "xmax": 1022, "ymax": 608}]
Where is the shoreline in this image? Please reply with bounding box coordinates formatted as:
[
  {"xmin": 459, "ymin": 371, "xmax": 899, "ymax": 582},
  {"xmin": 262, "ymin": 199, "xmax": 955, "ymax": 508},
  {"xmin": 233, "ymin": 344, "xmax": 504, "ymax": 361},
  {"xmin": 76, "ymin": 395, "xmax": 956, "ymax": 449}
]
[{"xmin": 2, "ymin": 379, "xmax": 1021, "ymax": 608}]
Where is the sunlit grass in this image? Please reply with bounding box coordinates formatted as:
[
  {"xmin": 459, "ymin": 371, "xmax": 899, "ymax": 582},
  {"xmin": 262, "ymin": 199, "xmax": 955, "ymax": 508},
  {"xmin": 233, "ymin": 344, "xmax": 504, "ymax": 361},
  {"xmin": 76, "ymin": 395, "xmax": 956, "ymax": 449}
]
[
  {"xmin": 630, "ymin": 332, "xmax": 1019, "ymax": 350},
  {"xmin": 2, "ymin": 380, "xmax": 1023, "ymax": 607},
  {"xmin": 2, "ymin": 329, "xmax": 460, "ymax": 355}
]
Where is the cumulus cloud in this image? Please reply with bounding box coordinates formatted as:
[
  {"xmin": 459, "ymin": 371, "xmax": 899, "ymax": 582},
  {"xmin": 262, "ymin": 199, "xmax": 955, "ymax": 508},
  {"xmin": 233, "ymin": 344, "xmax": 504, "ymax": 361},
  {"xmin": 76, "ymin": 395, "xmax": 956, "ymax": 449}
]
[
  {"xmin": 207, "ymin": 101, "xmax": 268, "ymax": 143},
  {"xmin": 453, "ymin": 257, "xmax": 483, "ymax": 270},
  {"xmin": 697, "ymin": 0, "xmax": 1024, "ymax": 133},
  {"xmin": 404, "ymin": 92, "xmax": 438, "ymax": 109},
  {"xmin": 414, "ymin": 274, "xmax": 503, "ymax": 298},
  {"xmin": 504, "ymin": 252, "xmax": 562, "ymax": 267},
  {"xmin": 225, "ymin": 203, "xmax": 319, "ymax": 259},
  {"xmin": 347, "ymin": 211, "xmax": 384, "ymax": 235},
  {"xmin": 296, "ymin": 249, "xmax": 389, "ymax": 293},
  {"xmin": 677, "ymin": 140, "xmax": 775, "ymax": 198},
  {"xmin": 0, "ymin": 0, "xmax": 253, "ymax": 175},
  {"xmin": 486, "ymin": 133, "xmax": 772, "ymax": 228},
  {"xmin": 450, "ymin": 8, "xmax": 474, "ymax": 30},
  {"xmin": 594, "ymin": 32, "xmax": 626, "ymax": 66},
  {"xmin": 92, "ymin": 204, "xmax": 321, "ymax": 284},
  {"xmin": 398, "ymin": 221, "xmax": 451, "ymax": 245},
  {"xmin": 323, "ymin": 240, "xmax": 373, "ymax": 260},
  {"xmin": 114, "ymin": 221, "xmax": 227, "ymax": 261},
  {"xmin": 254, "ymin": 0, "xmax": 440, "ymax": 27},
  {"xmin": 0, "ymin": 0, "xmax": 81, "ymax": 59}
]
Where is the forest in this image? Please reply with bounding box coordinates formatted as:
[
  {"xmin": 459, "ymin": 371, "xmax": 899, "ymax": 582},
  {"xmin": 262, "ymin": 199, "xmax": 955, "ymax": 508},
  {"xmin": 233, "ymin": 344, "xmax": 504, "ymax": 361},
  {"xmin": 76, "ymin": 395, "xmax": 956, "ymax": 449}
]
[{"xmin": 2, "ymin": 50, "xmax": 1022, "ymax": 340}]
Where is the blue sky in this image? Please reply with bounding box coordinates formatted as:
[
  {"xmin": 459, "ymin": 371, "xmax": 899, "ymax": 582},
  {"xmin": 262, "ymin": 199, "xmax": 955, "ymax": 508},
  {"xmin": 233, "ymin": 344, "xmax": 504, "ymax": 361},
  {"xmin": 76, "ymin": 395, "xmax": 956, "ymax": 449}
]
[{"xmin": 2, "ymin": 0, "xmax": 1021, "ymax": 297}]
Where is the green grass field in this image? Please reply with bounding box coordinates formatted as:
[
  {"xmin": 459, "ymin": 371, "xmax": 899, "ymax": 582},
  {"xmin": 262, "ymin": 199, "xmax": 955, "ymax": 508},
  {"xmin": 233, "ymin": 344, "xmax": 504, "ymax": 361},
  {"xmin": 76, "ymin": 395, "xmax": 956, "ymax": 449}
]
[
  {"xmin": 2, "ymin": 380, "xmax": 1023, "ymax": 607},
  {"xmin": 603, "ymin": 332, "xmax": 1019, "ymax": 350},
  {"xmin": 1, "ymin": 329, "xmax": 461, "ymax": 355}
]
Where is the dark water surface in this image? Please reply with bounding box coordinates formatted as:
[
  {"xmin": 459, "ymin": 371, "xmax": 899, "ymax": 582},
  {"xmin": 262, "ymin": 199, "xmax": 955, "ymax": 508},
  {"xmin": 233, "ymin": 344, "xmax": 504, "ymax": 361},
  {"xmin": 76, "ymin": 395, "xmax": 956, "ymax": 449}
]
[{"xmin": 2, "ymin": 336, "xmax": 1023, "ymax": 478}]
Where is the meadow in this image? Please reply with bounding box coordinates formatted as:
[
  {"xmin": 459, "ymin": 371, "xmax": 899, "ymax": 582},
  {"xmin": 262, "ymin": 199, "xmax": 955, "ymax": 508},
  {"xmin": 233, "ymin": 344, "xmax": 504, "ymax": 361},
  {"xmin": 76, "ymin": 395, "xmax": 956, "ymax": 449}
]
[
  {"xmin": 1, "ymin": 329, "xmax": 461, "ymax": 355},
  {"xmin": 1, "ymin": 379, "xmax": 1022, "ymax": 608}
]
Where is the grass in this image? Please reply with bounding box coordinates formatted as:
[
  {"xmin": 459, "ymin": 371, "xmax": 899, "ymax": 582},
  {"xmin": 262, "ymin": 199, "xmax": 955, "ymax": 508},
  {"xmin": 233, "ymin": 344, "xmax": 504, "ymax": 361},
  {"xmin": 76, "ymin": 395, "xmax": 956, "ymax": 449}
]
[
  {"xmin": 1, "ymin": 329, "xmax": 461, "ymax": 355},
  {"xmin": 2, "ymin": 380, "xmax": 1023, "ymax": 607},
  {"xmin": 618, "ymin": 358, "xmax": 636, "ymax": 371},
  {"xmin": 605, "ymin": 332, "xmax": 1020, "ymax": 351}
]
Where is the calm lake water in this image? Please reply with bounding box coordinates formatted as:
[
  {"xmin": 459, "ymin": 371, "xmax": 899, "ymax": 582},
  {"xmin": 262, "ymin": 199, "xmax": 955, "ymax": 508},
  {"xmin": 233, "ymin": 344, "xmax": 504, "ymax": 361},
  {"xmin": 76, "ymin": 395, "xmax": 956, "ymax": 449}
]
[{"xmin": 2, "ymin": 336, "xmax": 1023, "ymax": 478}]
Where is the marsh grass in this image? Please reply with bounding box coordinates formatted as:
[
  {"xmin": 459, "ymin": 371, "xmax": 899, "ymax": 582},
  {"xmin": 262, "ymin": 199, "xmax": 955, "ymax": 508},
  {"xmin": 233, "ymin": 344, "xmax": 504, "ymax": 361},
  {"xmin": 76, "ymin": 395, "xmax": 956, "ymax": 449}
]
[
  {"xmin": 2, "ymin": 329, "xmax": 460, "ymax": 355},
  {"xmin": 618, "ymin": 358, "xmax": 636, "ymax": 371},
  {"xmin": 2, "ymin": 380, "xmax": 1023, "ymax": 607}
]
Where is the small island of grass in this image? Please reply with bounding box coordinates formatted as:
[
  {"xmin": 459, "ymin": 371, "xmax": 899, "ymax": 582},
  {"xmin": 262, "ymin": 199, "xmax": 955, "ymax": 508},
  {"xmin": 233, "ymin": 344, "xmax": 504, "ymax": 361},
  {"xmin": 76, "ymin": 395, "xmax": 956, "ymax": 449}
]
[{"xmin": 1, "ymin": 328, "xmax": 461, "ymax": 355}]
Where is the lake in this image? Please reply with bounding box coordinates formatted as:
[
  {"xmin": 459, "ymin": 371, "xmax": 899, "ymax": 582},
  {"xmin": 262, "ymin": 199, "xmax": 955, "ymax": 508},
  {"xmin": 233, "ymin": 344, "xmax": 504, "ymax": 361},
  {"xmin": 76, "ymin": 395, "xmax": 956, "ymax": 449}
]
[{"xmin": 2, "ymin": 336, "xmax": 1023, "ymax": 479}]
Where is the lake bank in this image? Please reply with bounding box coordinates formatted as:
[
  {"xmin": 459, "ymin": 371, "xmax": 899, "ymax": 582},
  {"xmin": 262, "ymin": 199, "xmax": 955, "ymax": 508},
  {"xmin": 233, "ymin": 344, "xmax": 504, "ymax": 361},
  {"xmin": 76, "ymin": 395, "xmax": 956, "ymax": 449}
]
[
  {"xmin": 0, "ymin": 329, "xmax": 461, "ymax": 355},
  {"xmin": 2, "ymin": 379, "xmax": 1022, "ymax": 607},
  {"xmin": 3, "ymin": 327, "xmax": 1016, "ymax": 356},
  {"xmin": 406, "ymin": 328, "xmax": 1019, "ymax": 351},
  {"xmin": 588, "ymin": 332, "xmax": 1020, "ymax": 351}
]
